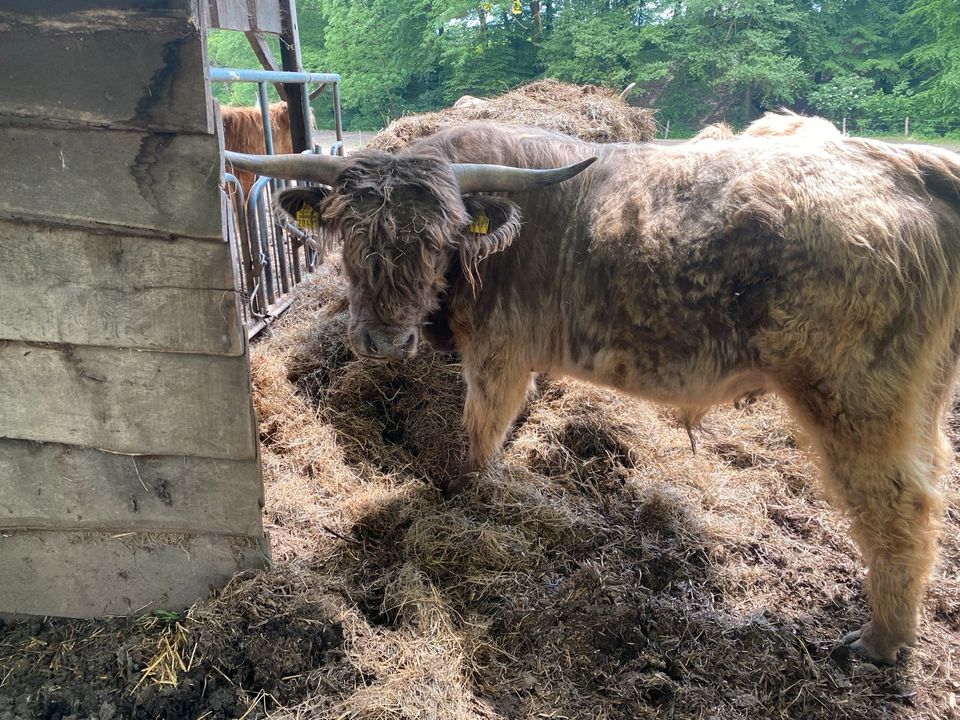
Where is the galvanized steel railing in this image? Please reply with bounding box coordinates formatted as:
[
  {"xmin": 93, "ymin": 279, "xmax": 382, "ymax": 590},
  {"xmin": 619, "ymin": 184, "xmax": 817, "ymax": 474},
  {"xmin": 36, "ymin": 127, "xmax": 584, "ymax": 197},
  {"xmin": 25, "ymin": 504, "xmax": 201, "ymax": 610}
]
[{"xmin": 212, "ymin": 67, "xmax": 343, "ymax": 338}]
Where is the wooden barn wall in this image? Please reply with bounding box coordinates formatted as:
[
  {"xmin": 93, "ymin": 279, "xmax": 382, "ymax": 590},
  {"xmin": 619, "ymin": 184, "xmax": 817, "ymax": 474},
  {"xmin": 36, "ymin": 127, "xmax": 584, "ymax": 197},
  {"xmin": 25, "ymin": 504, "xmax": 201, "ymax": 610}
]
[{"xmin": 0, "ymin": 0, "xmax": 268, "ymax": 618}]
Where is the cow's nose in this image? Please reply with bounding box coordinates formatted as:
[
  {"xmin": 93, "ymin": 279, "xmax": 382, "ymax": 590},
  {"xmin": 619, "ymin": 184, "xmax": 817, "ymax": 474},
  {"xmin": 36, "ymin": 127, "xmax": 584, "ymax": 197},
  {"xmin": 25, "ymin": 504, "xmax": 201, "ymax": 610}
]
[
  {"xmin": 357, "ymin": 326, "xmax": 418, "ymax": 360},
  {"xmin": 361, "ymin": 328, "xmax": 379, "ymax": 356},
  {"xmin": 400, "ymin": 330, "xmax": 418, "ymax": 356}
]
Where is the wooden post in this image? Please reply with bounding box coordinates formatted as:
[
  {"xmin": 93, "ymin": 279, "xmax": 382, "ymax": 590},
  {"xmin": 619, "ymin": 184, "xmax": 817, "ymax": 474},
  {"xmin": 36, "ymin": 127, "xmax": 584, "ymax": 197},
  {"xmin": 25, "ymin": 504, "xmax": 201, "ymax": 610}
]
[
  {"xmin": 842, "ymin": 117, "xmax": 847, "ymax": 135},
  {"xmin": 0, "ymin": 0, "xmax": 267, "ymax": 618},
  {"xmin": 664, "ymin": 119, "xmax": 670, "ymax": 139},
  {"xmin": 279, "ymin": 0, "xmax": 312, "ymax": 153},
  {"xmin": 905, "ymin": 116, "xmax": 910, "ymax": 136}
]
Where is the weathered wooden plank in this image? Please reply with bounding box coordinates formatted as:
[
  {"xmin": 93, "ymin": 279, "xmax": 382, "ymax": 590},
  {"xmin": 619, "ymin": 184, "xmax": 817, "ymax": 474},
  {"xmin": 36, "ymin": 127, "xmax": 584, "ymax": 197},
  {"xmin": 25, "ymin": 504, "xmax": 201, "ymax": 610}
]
[
  {"xmin": 0, "ymin": 285, "xmax": 242, "ymax": 354},
  {"xmin": 0, "ymin": 342, "xmax": 258, "ymax": 460},
  {"xmin": 0, "ymin": 124, "xmax": 222, "ymax": 238},
  {"xmin": 0, "ymin": 219, "xmax": 235, "ymax": 290},
  {"xmin": 0, "ymin": 439, "xmax": 263, "ymax": 535},
  {"xmin": 0, "ymin": 530, "xmax": 267, "ymax": 618},
  {"xmin": 0, "ymin": 2, "xmax": 198, "ymax": 17},
  {"xmin": 208, "ymin": 0, "xmax": 250, "ymax": 31},
  {"xmin": 0, "ymin": 20, "xmax": 212, "ymax": 133},
  {"xmin": 0, "ymin": 223, "xmax": 242, "ymax": 353},
  {"xmin": 249, "ymin": 0, "xmax": 282, "ymax": 33}
]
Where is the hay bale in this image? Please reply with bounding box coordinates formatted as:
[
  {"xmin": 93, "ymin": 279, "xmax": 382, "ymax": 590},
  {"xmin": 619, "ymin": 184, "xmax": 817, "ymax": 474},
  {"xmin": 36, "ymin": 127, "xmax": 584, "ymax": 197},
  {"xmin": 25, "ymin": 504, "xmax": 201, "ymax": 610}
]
[{"xmin": 370, "ymin": 79, "xmax": 657, "ymax": 152}]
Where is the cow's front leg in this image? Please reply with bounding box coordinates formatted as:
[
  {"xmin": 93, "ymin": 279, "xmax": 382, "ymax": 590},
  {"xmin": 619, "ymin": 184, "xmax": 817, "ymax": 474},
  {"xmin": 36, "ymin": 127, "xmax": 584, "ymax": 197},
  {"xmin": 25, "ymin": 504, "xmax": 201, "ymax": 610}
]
[{"xmin": 445, "ymin": 356, "xmax": 534, "ymax": 498}]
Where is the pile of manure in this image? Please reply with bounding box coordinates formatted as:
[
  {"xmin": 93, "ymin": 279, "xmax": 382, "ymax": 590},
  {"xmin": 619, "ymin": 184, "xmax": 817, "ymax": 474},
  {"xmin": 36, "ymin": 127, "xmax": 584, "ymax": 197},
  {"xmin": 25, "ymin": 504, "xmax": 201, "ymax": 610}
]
[
  {"xmin": 369, "ymin": 79, "xmax": 658, "ymax": 152},
  {"xmin": 1, "ymin": 265, "xmax": 958, "ymax": 719}
]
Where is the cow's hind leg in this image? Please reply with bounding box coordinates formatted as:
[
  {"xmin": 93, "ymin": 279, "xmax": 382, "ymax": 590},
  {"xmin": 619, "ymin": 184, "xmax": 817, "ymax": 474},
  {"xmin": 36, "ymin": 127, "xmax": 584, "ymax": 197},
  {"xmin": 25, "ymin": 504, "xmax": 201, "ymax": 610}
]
[
  {"xmin": 445, "ymin": 355, "xmax": 533, "ymax": 498},
  {"xmin": 797, "ymin": 399, "xmax": 945, "ymax": 664}
]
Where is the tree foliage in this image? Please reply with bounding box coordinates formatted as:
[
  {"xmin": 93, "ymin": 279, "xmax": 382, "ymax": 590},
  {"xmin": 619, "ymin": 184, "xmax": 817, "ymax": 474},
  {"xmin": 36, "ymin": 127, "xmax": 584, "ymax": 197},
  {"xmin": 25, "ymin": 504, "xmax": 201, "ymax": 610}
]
[{"xmin": 206, "ymin": 0, "xmax": 960, "ymax": 135}]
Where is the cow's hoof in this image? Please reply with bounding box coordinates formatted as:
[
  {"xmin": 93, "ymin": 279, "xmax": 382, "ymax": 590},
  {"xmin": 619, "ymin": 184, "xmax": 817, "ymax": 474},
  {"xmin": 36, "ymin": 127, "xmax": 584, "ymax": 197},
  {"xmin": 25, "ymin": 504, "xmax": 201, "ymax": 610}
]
[
  {"xmin": 841, "ymin": 626, "xmax": 900, "ymax": 666},
  {"xmin": 443, "ymin": 470, "xmax": 475, "ymax": 500}
]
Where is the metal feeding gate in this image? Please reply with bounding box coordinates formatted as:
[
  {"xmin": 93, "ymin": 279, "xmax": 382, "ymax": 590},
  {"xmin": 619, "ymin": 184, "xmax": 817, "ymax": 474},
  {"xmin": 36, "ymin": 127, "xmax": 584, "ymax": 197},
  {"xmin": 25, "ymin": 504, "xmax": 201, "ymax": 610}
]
[{"xmin": 212, "ymin": 67, "xmax": 344, "ymax": 338}]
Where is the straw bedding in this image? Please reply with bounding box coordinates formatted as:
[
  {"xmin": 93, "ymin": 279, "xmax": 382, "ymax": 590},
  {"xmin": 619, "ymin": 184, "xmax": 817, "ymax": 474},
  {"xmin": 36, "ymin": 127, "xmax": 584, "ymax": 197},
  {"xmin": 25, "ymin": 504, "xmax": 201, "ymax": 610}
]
[{"xmin": 2, "ymin": 263, "xmax": 958, "ymax": 720}]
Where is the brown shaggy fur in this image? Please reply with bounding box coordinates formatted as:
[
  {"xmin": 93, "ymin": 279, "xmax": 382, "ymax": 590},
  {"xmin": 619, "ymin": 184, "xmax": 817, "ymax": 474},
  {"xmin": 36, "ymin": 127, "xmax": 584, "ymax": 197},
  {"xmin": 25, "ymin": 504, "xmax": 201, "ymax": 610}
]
[
  {"xmin": 273, "ymin": 118, "xmax": 960, "ymax": 666},
  {"xmin": 742, "ymin": 110, "xmax": 842, "ymax": 139},
  {"xmin": 221, "ymin": 102, "xmax": 293, "ymax": 196},
  {"xmin": 690, "ymin": 122, "xmax": 736, "ymax": 141}
]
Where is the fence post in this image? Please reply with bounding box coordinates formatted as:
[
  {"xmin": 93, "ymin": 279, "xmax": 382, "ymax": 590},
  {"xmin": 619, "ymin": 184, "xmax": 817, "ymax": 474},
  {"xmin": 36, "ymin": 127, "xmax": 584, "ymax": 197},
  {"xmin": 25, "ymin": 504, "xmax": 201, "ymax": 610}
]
[
  {"xmin": 664, "ymin": 119, "xmax": 670, "ymax": 139},
  {"xmin": 841, "ymin": 117, "xmax": 846, "ymax": 135},
  {"xmin": 904, "ymin": 116, "xmax": 910, "ymax": 136}
]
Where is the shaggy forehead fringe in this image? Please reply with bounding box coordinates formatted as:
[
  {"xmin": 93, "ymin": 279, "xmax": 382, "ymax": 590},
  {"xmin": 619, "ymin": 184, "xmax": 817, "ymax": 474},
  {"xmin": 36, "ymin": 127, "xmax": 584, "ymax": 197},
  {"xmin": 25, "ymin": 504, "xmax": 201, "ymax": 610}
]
[{"xmin": 320, "ymin": 150, "xmax": 473, "ymax": 319}]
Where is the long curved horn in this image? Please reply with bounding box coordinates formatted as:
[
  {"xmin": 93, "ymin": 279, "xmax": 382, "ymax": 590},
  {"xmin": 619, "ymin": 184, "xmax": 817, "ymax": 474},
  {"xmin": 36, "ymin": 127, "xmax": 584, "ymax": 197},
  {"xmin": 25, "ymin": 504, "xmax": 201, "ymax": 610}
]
[
  {"xmin": 619, "ymin": 82, "xmax": 637, "ymax": 100},
  {"xmin": 223, "ymin": 151, "xmax": 343, "ymax": 185},
  {"xmin": 452, "ymin": 157, "xmax": 597, "ymax": 194}
]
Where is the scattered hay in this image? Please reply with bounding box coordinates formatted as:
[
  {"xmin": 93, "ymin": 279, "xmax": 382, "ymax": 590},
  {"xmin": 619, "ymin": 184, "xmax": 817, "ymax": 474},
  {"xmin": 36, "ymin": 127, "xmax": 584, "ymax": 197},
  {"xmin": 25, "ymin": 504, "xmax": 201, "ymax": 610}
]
[
  {"xmin": 370, "ymin": 79, "xmax": 658, "ymax": 152},
  {"xmin": 2, "ymin": 266, "xmax": 959, "ymax": 719}
]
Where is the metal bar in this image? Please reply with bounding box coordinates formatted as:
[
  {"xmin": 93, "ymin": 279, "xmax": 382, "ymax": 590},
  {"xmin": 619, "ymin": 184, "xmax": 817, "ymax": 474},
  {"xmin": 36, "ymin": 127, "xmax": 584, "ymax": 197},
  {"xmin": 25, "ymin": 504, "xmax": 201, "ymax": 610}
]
[
  {"xmin": 257, "ymin": 83, "xmax": 276, "ymax": 156},
  {"xmin": 331, "ymin": 82, "xmax": 344, "ymax": 156},
  {"xmin": 212, "ymin": 58, "xmax": 342, "ymax": 338},
  {"xmin": 243, "ymin": 31, "xmax": 286, "ymax": 99},
  {"xmin": 289, "ymin": 220, "xmax": 303, "ymax": 284},
  {"xmin": 210, "ymin": 68, "xmax": 340, "ymax": 85},
  {"xmin": 223, "ymin": 173, "xmax": 256, "ymax": 322},
  {"xmin": 247, "ymin": 176, "xmax": 275, "ymax": 310},
  {"xmin": 258, "ymin": 194, "xmax": 281, "ymax": 303},
  {"xmin": 270, "ymin": 197, "xmax": 291, "ymax": 295}
]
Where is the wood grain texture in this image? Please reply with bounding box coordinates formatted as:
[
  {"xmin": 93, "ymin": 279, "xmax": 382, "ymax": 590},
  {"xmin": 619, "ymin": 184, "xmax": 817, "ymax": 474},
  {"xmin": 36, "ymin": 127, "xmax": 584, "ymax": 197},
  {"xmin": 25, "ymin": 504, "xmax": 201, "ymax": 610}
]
[
  {"xmin": 0, "ymin": 124, "xmax": 223, "ymax": 238},
  {"xmin": 0, "ymin": 219, "xmax": 235, "ymax": 290},
  {"xmin": 249, "ymin": 0, "xmax": 282, "ymax": 33},
  {"xmin": 0, "ymin": 439, "xmax": 263, "ymax": 535},
  {"xmin": 0, "ymin": 221, "xmax": 243, "ymax": 353},
  {"xmin": 0, "ymin": 341, "xmax": 258, "ymax": 459},
  {"xmin": 0, "ymin": 529, "xmax": 267, "ymax": 617},
  {"xmin": 208, "ymin": 0, "xmax": 250, "ymax": 31},
  {"xmin": 0, "ymin": 19, "xmax": 213, "ymax": 133}
]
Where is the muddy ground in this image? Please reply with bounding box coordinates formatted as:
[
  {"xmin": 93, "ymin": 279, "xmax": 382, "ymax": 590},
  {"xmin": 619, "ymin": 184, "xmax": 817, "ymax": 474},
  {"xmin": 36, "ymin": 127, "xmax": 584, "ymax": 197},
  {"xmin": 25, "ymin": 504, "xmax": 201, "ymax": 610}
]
[{"xmin": 1, "ymin": 266, "xmax": 958, "ymax": 720}]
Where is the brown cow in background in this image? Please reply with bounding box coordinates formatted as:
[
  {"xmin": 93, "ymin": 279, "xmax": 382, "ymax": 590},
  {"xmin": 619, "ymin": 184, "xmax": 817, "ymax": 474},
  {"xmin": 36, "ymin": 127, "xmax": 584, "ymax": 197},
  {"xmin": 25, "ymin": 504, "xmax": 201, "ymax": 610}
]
[{"xmin": 221, "ymin": 102, "xmax": 294, "ymax": 196}]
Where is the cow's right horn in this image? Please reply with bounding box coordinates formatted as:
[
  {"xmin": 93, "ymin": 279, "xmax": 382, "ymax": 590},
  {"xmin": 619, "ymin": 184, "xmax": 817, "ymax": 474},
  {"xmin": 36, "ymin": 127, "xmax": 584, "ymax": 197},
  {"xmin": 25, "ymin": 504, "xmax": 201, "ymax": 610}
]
[
  {"xmin": 619, "ymin": 82, "xmax": 637, "ymax": 100},
  {"xmin": 452, "ymin": 157, "xmax": 597, "ymax": 194},
  {"xmin": 224, "ymin": 151, "xmax": 343, "ymax": 185}
]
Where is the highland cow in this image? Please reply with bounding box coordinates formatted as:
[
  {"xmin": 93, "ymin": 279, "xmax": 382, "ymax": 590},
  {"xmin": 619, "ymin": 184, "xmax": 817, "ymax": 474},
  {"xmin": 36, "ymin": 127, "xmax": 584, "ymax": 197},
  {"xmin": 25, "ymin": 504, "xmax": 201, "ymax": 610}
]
[{"xmin": 226, "ymin": 120, "xmax": 960, "ymax": 665}]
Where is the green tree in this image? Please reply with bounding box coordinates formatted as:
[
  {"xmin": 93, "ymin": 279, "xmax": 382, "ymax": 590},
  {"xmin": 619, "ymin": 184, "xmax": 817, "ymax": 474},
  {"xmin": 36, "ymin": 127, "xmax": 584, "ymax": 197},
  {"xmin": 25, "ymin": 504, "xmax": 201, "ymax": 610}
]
[
  {"xmin": 901, "ymin": 0, "xmax": 960, "ymax": 130},
  {"xmin": 317, "ymin": 0, "xmax": 443, "ymax": 128}
]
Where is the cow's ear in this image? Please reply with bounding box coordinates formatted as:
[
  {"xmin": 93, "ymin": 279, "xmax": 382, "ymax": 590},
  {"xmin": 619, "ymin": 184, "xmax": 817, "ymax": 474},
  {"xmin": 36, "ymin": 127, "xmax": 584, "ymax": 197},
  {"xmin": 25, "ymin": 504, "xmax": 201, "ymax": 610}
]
[
  {"xmin": 275, "ymin": 187, "xmax": 330, "ymax": 232},
  {"xmin": 459, "ymin": 195, "xmax": 521, "ymax": 272}
]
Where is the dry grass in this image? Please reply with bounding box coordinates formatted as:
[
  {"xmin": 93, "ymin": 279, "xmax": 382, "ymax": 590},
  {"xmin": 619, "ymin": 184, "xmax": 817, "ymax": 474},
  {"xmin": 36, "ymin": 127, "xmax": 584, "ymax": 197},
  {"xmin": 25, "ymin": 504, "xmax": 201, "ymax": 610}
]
[
  {"xmin": 369, "ymin": 79, "xmax": 658, "ymax": 152},
  {"xmin": 1, "ymin": 265, "xmax": 959, "ymax": 719}
]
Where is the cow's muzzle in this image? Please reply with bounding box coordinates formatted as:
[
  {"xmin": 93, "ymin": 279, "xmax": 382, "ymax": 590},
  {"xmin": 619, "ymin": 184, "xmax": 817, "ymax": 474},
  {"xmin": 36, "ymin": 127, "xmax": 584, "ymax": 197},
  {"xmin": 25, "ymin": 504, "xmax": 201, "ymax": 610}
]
[{"xmin": 351, "ymin": 325, "xmax": 419, "ymax": 361}]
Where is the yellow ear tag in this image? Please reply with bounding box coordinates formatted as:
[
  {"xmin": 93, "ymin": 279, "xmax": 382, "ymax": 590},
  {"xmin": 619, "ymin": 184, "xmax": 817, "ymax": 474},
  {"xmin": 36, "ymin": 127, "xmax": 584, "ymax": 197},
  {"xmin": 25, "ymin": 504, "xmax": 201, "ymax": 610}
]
[
  {"xmin": 295, "ymin": 206, "xmax": 318, "ymax": 227},
  {"xmin": 467, "ymin": 211, "xmax": 489, "ymax": 235}
]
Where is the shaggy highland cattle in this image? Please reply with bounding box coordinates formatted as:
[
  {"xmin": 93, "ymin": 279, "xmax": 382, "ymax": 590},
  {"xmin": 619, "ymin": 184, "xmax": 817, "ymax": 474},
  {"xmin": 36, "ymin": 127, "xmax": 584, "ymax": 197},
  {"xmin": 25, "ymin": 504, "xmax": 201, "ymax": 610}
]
[
  {"xmin": 691, "ymin": 113, "xmax": 840, "ymax": 143},
  {"xmin": 221, "ymin": 101, "xmax": 294, "ymax": 196},
  {"xmin": 690, "ymin": 122, "xmax": 736, "ymax": 141},
  {"xmin": 226, "ymin": 120, "xmax": 960, "ymax": 666}
]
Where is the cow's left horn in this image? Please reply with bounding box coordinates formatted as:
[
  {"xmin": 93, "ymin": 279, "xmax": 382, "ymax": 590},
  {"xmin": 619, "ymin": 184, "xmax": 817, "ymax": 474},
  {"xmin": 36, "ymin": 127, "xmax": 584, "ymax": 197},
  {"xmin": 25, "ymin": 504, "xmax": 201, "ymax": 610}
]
[
  {"xmin": 619, "ymin": 82, "xmax": 637, "ymax": 100},
  {"xmin": 224, "ymin": 151, "xmax": 343, "ymax": 185},
  {"xmin": 452, "ymin": 157, "xmax": 597, "ymax": 194}
]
